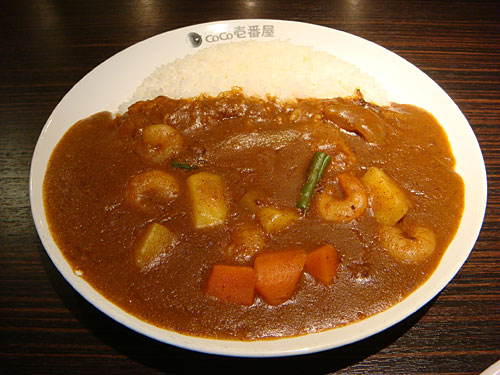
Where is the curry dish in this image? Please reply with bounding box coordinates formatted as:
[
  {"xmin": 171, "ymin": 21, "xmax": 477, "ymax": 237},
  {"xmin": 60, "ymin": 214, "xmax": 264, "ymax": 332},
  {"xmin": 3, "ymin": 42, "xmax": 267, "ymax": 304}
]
[{"xmin": 43, "ymin": 89, "xmax": 464, "ymax": 340}]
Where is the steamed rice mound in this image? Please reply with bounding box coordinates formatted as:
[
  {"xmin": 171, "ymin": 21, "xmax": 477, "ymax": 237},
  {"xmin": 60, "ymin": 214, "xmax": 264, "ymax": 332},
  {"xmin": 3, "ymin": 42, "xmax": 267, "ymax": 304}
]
[{"xmin": 122, "ymin": 40, "xmax": 388, "ymax": 111}]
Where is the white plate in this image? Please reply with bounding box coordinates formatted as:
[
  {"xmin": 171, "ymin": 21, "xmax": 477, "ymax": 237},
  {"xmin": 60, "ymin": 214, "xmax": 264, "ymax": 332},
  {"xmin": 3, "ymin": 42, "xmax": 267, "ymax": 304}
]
[
  {"xmin": 482, "ymin": 360, "xmax": 500, "ymax": 375},
  {"xmin": 30, "ymin": 19, "xmax": 487, "ymax": 357}
]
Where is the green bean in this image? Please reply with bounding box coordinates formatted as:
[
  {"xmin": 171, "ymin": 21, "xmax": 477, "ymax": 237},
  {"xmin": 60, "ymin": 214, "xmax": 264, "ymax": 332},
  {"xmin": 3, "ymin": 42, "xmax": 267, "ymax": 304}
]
[
  {"xmin": 171, "ymin": 162, "xmax": 198, "ymax": 170},
  {"xmin": 296, "ymin": 152, "xmax": 331, "ymax": 210}
]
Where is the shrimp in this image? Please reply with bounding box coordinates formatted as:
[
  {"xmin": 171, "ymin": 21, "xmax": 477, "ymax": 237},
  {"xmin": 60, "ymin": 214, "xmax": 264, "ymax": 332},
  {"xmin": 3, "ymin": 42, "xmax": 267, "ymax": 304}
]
[
  {"xmin": 125, "ymin": 170, "xmax": 179, "ymax": 212},
  {"xmin": 136, "ymin": 124, "xmax": 183, "ymax": 163},
  {"xmin": 379, "ymin": 225, "xmax": 436, "ymax": 262},
  {"xmin": 316, "ymin": 173, "xmax": 367, "ymax": 222},
  {"xmin": 225, "ymin": 222, "xmax": 266, "ymax": 264}
]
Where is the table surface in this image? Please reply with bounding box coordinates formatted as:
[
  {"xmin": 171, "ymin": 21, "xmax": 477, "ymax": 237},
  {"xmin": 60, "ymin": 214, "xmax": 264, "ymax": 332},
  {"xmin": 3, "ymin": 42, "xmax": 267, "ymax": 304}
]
[{"xmin": 1, "ymin": 1, "xmax": 499, "ymax": 374}]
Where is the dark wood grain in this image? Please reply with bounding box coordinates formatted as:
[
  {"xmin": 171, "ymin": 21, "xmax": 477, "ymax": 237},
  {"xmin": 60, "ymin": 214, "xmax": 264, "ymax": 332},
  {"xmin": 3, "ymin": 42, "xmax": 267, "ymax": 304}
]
[{"xmin": 1, "ymin": 1, "xmax": 499, "ymax": 374}]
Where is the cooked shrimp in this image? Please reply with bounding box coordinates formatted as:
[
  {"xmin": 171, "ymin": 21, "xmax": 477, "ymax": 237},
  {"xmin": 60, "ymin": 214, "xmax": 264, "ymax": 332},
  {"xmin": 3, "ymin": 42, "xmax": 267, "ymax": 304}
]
[
  {"xmin": 125, "ymin": 170, "xmax": 179, "ymax": 212},
  {"xmin": 225, "ymin": 222, "xmax": 266, "ymax": 263},
  {"xmin": 379, "ymin": 225, "xmax": 436, "ymax": 262},
  {"xmin": 136, "ymin": 124, "xmax": 183, "ymax": 163},
  {"xmin": 316, "ymin": 173, "xmax": 367, "ymax": 222}
]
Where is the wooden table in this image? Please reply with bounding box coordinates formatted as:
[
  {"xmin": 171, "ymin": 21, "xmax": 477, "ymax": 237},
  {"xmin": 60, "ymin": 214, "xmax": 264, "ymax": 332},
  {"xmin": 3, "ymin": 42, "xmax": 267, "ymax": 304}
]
[{"xmin": 1, "ymin": 1, "xmax": 499, "ymax": 374}]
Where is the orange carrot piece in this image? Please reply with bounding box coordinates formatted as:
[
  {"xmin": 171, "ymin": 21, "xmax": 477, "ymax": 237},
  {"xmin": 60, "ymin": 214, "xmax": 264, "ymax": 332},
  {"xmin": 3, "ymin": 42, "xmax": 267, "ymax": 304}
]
[
  {"xmin": 206, "ymin": 264, "xmax": 256, "ymax": 306},
  {"xmin": 304, "ymin": 244, "xmax": 339, "ymax": 285},
  {"xmin": 254, "ymin": 248, "xmax": 306, "ymax": 305}
]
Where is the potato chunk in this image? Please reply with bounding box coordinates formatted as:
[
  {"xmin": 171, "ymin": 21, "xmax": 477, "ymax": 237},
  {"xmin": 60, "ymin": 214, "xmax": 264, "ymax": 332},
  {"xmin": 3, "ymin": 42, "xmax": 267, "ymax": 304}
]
[
  {"xmin": 136, "ymin": 223, "xmax": 177, "ymax": 269},
  {"xmin": 187, "ymin": 172, "xmax": 228, "ymax": 229},
  {"xmin": 238, "ymin": 190, "xmax": 265, "ymax": 213},
  {"xmin": 257, "ymin": 207, "xmax": 301, "ymax": 234},
  {"xmin": 361, "ymin": 167, "xmax": 410, "ymax": 226}
]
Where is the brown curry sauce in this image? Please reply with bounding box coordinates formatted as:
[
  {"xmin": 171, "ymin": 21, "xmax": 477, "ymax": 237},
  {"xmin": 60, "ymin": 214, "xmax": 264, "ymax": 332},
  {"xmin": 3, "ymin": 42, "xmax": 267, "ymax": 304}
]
[{"xmin": 43, "ymin": 90, "xmax": 464, "ymax": 340}]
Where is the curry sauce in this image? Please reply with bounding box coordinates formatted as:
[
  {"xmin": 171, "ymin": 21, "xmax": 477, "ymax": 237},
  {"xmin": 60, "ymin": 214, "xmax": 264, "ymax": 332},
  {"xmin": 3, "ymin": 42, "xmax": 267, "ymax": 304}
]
[{"xmin": 43, "ymin": 90, "xmax": 464, "ymax": 340}]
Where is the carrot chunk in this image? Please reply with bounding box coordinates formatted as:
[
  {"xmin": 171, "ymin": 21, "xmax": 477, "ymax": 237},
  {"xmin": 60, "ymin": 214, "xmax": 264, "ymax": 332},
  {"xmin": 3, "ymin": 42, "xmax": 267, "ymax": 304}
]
[
  {"xmin": 206, "ymin": 264, "xmax": 256, "ymax": 306},
  {"xmin": 254, "ymin": 248, "xmax": 306, "ymax": 305},
  {"xmin": 304, "ymin": 244, "xmax": 339, "ymax": 285}
]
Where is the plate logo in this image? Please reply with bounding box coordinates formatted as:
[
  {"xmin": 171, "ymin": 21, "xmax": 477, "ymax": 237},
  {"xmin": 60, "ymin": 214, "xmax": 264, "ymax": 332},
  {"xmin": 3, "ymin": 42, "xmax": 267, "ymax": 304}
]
[
  {"xmin": 187, "ymin": 24, "xmax": 275, "ymax": 48},
  {"xmin": 187, "ymin": 32, "xmax": 203, "ymax": 48}
]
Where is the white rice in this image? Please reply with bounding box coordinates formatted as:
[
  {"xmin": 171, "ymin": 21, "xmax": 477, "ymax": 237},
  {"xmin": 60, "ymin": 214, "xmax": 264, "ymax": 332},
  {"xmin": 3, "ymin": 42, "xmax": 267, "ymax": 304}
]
[{"xmin": 120, "ymin": 40, "xmax": 388, "ymax": 112}]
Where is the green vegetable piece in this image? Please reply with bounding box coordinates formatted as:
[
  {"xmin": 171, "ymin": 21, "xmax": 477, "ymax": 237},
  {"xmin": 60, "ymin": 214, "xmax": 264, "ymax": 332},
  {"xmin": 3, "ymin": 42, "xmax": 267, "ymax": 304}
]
[
  {"xmin": 296, "ymin": 152, "xmax": 331, "ymax": 210},
  {"xmin": 171, "ymin": 162, "xmax": 198, "ymax": 170}
]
